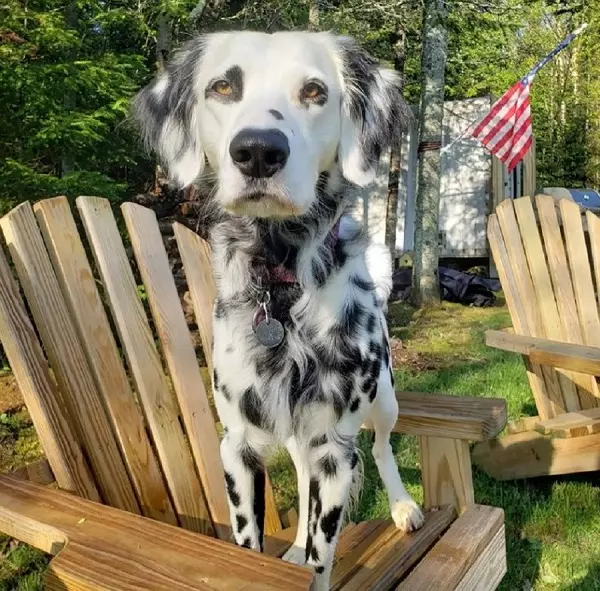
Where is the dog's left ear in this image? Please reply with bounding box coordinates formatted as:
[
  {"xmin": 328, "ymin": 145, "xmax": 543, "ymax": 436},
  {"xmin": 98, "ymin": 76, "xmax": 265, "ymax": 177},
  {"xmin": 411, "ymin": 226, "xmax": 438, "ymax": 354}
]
[{"xmin": 335, "ymin": 37, "xmax": 410, "ymax": 187}]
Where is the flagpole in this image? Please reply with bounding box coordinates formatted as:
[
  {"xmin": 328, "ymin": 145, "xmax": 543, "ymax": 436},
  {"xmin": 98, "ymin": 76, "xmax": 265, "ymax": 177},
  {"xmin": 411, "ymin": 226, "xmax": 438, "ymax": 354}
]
[{"xmin": 440, "ymin": 22, "xmax": 589, "ymax": 156}]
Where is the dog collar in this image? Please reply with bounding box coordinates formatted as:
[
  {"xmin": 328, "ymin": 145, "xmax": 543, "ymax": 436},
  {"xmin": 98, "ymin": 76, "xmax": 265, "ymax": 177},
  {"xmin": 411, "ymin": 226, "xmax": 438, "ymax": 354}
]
[{"xmin": 266, "ymin": 219, "xmax": 341, "ymax": 285}]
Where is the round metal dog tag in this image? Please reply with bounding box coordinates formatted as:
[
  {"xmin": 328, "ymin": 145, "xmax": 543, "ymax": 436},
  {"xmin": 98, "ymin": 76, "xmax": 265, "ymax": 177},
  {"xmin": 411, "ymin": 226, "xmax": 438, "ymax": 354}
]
[{"xmin": 255, "ymin": 318, "xmax": 285, "ymax": 348}]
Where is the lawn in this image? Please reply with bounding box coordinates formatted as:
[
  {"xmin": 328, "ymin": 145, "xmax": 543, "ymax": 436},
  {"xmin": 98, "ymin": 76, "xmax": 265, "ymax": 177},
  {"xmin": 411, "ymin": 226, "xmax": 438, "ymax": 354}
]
[{"xmin": 1, "ymin": 299, "xmax": 600, "ymax": 590}]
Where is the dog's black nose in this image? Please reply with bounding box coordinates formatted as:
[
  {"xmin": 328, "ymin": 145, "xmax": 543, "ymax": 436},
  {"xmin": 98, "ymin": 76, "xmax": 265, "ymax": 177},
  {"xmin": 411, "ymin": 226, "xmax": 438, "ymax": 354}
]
[{"xmin": 229, "ymin": 128, "xmax": 290, "ymax": 178}]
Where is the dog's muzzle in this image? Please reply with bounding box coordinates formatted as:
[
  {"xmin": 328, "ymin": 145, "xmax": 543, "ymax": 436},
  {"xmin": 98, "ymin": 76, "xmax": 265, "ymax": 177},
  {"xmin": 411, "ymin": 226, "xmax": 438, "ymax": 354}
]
[{"xmin": 229, "ymin": 128, "xmax": 289, "ymax": 178}]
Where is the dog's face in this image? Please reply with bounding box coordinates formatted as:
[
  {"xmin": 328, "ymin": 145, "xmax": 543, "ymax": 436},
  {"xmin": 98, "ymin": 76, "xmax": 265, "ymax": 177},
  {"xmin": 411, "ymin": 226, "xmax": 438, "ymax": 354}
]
[{"xmin": 134, "ymin": 32, "xmax": 408, "ymax": 219}]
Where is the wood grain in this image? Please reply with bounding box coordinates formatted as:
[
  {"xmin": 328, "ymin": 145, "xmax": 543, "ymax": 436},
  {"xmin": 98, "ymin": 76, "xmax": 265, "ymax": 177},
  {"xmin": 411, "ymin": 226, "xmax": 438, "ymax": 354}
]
[
  {"xmin": 472, "ymin": 430, "xmax": 600, "ymax": 479},
  {"xmin": 76, "ymin": 196, "xmax": 213, "ymax": 535},
  {"xmin": 454, "ymin": 526, "xmax": 507, "ymax": 591},
  {"xmin": 122, "ymin": 203, "xmax": 229, "ymax": 539},
  {"xmin": 513, "ymin": 197, "xmax": 580, "ymax": 411},
  {"xmin": 34, "ymin": 197, "xmax": 176, "ymax": 525},
  {"xmin": 420, "ymin": 436, "xmax": 474, "ymax": 515},
  {"xmin": 336, "ymin": 507, "xmax": 456, "ymax": 591},
  {"xmin": 0, "ymin": 476, "xmax": 313, "ymax": 591},
  {"xmin": 11, "ymin": 459, "xmax": 55, "ymax": 486},
  {"xmin": 0, "ymin": 244, "xmax": 97, "ymax": 499},
  {"xmin": 173, "ymin": 223, "xmax": 216, "ymax": 370},
  {"xmin": 486, "ymin": 330, "xmax": 600, "ymax": 376},
  {"xmin": 535, "ymin": 408, "xmax": 600, "ymax": 438},
  {"xmin": 488, "ymin": 212, "xmax": 556, "ymax": 419},
  {"xmin": 391, "ymin": 392, "xmax": 506, "ymax": 441},
  {"xmin": 0, "ymin": 202, "xmax": 137, "ymax": 511},
  {"xmin": 397, "ymin": 505, "xmax": 504, "ymax": 591},
  {"xmin": 536, "ymin": 195, "xmax": 598, "ymax": 408}
]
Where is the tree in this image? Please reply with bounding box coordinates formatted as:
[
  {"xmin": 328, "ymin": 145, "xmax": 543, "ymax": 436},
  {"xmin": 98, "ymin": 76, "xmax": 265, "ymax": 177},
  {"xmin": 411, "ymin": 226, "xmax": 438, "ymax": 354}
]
[{"xmin": 411, "ymin": 0, "xmax": 448, "ymax": 307}]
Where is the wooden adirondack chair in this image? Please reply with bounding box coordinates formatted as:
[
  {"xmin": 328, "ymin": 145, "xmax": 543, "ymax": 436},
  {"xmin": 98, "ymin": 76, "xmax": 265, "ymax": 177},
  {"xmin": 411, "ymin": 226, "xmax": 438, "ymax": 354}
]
[
  {"xmin": 0, "ymin": 196, "xmax": 508, "ymax": 590},
  {"xmin": 473, "ymin": 195, "xmax": 600, "ymax": 480}
]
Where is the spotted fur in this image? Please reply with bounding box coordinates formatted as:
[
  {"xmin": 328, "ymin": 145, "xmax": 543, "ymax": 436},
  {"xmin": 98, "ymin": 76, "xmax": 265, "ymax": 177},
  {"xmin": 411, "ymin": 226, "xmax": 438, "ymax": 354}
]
[{"xmin": 133, "ymin": 30, "xmax": 423, "ymax": 590}]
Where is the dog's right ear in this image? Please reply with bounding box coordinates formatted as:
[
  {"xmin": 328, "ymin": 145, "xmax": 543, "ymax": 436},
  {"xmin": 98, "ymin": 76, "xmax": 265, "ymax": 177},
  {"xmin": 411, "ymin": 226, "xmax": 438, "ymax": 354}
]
[{"xmin": 132, "ymin": 38, "xmax": 207, "ymax": 188}]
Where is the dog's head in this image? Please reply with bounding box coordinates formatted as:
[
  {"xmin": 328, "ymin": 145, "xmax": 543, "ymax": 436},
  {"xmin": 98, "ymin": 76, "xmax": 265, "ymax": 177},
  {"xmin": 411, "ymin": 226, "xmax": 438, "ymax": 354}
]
[{"xmin": 133, "ymin": 31, "xmax": 409, "ymax": 219}]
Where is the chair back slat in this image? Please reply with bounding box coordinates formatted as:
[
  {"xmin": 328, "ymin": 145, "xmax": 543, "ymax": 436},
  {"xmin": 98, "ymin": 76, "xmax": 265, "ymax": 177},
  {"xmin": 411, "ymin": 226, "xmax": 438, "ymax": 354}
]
[
  {"xmin": 34, "ymin": 197, "xmax": 176, "ymax": 524},
  {"xmin": 174, "ymin": 222, "xmax": 283, "ymax": 534},
  {"xmin": 560, "ymin": 199, "xmax": 600, "ymax": 347},
  {"xmin": 76, "ymin": 196, "xmax": 213, "ymax": 536},
  {"xmin": 174, "ymin": 223, "xmax": 215, "ymax": 371},
  {"xmin": 536, "ymin": 196, "xmax": 598, "ymax": 409},
  {"xmin": 0, "ymin": 244, "xmax": 98, "ymax": 500},
  {"xmin": 122, "ymin": 203, "xmax": 230, "ymax": 539},
  {"xmin": 0, "ymin": 202, "xmax": 139, "ymax": 512},
  {"xmin": 512, "ymin": 197, "xmax": 581, "ymax": 412},
  {"xmin": 492, "ymin": 200, "xmax": 565, "ymax": 417}
]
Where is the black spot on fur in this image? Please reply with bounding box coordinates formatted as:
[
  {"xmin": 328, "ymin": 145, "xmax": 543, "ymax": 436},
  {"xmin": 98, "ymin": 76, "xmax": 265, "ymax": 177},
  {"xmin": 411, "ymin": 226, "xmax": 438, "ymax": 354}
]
[
  {"xmin": 312, "ymin": 259, "xmax": 327, "ymax": 287},
  {"xmin": 239, "ymin": 387, "xmax": 266, "ymax": 429},
  {"xmin": 319, "ymin": 454, "xmax": 338, "ymax": 477},
  {"xmin": 315, "ymin": 566, "xmax": 325, "ymax": 574},
  {"xmin": 369, "ymin": 383, "xmax": 378, "ymax": 402},
  {"xmin": 241, "ymin": 537, "xmax": 252, "ymax": 548},
  {"xmin": 310, "ymin": 546, "xmax": 320, "ymax": 562},
  {"xmin": 269, "ymin": 108, "xmax": 284, "ymax": 120},
  {"xmin": 288, "ymin": 356, "xmax": 319, "ymax": 415},
  {"xmin": 389, "ymin": 367, "xmax": 395, "ymax": 387},
  {"xmin": 349, "ymin": 397, "xmax": 361, "ymax": 413},
  {"xmin": 383, "ymin": 338, "xmax": 390, "ymax": 367},
  {"xmin": 369, "ymin": 341, "xmax": 382, "ymax": 358},
  {"xmin": 224, "ymin": 472, "xmax": 240, "ymax": 507},
  {"xmin": 240, "ymin": 445, "xmax": 262, "ymax": 473},
  {"xmin": 253, "ymin": 468, "xmax": 266, "ymax": 550},
  {"xmin": 212, "ymin": 368, "xmax": 219, "ymax": 390},
  {"xmin": 236, "ymin": 514, "xmax": 248, "ymax": 532},
  {"xmin": 320, "ymin": 505, "xmax": 343, "ymax": 543},
  {"xmin": 214, "ymin": 297, "xmax": 228, "ymax": 319},
  {"xmin": 310, "ymin": 434, "xmax": 328, "ymax": 448},
  {"xmin": 350, "ymin": 275, "xmax": 375, "ymax": 292},
  {"xmin": 305, "ymin": 534, "xmax": 313, "ymax": 563},
  {"xmin": 366, "ymin": 313, "xmax": 376, "ymax": 334},
  {"xmin": 220, "ymin": 384, "xmax": 232, "ymax": 402},
  {"xmin": 351, "ymin": 451, "xmax": 359, "ymax": 470},
  {"xmin": 342, "ymin": 300, "xmax": 365, "ymax": 337},
  {"xmin": 309, "ymin": 479, "xmax": 322, "ymax": 520}
]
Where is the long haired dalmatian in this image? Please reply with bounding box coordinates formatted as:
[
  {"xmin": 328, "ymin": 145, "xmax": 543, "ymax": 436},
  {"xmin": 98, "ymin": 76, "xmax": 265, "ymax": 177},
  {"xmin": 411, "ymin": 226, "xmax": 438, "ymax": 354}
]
[{"xmin": 133, "ymin": 31, "xmax": 424, "ymax": 590}]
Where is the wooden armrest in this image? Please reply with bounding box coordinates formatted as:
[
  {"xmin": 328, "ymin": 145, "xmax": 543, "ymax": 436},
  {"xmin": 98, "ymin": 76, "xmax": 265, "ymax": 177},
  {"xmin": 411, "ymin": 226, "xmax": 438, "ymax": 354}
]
[
  {"xmin": 486, "ymin": 329, "xmax": 600, "ymax": 376},
  {"xmin": 390, "ymin": 392, "xmax": 507, "ymax": 441},
  {"xmin": 0, "ymin": 475, "xmax": 313, "ymax": 591}
]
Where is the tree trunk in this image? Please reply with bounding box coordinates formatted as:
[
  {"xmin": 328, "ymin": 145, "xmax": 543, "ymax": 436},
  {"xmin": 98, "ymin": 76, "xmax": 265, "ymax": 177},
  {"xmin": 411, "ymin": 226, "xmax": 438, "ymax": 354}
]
[
  {"xmin": 156, "ymin": 12, "xmax": 171, "ymax": 71},
  {"xmin": 385, "ymin": 26, "xmax": 407, "ymax": 256},
  {"xmin": 411, "ymin": 0, "xmax": 448, "ymax": 307},
  {"xmin": 62, "ymin": 2, "xmax": 77, "ymax": 175}
]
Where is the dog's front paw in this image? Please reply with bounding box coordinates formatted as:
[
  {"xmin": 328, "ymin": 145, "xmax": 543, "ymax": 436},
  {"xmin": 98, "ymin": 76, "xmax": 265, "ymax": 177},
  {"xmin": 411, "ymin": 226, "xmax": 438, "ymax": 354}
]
[
  {"xmin": 391, "ymin": 498, "xmax": 425, "ymax": 532},
  {"xmin": 282, "ymin": 544, "xmax": 306, "ymax": 566}
]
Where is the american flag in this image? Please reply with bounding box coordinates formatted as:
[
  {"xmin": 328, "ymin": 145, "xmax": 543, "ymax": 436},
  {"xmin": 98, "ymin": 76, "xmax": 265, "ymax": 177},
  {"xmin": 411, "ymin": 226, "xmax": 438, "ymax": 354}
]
[
  {"xmin": 471, "ymin": 79, "xmax": 532, "ymax": 172},
  {"xmin": 468, "ymin": 24, "xmax": 588, "ymax": 172}
]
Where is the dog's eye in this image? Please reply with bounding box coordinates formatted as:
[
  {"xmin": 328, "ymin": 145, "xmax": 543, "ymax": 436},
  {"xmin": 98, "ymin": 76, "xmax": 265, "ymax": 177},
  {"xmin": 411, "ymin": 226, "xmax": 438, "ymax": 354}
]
[
  {"xmin": 212, "ymin": 80, "xmax": 233, "ymax": 96},
  {"xmin": 301, "ymin": 81, "xmax": 326, "ymax": 102}
]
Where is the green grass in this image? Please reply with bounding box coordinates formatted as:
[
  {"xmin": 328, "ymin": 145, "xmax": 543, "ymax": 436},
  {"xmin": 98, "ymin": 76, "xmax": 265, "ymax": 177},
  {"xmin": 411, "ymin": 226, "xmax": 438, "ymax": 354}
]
[{"xmin": 2, "ymin": 299, "xmax": 600, "ymax": 589}]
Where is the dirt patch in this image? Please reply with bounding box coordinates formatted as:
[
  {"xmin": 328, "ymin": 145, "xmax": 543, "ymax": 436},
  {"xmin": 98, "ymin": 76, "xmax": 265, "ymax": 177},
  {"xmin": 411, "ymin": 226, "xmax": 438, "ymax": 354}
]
[
  {"xmin": 390, "ymin": 338, "xmax": 441, "ymax": 372},
  {"xmin": 0, "ymin": 374, "xmax": 23, "ymax": 414}
]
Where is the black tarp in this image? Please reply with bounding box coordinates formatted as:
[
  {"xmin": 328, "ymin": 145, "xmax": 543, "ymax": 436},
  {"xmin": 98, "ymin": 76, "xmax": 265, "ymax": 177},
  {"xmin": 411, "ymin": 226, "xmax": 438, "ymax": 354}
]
[{"xmin": 390, "ymin": 267, "xmax": 502, "ymax": 307}]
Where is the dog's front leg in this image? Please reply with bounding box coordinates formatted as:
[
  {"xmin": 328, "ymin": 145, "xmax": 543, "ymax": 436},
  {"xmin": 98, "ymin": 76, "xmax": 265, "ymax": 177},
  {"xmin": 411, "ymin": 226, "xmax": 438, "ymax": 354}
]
[
  {"xmin": 282, "ymin": 437, "xmax": 310, "ymax": 565},
  {"xmin": 220, "ymin": 430, "xmax": 266, "ymax": 551},
  {"xmin": 305, "ymin": 436, "xmax": 356, "ymax": 590}
]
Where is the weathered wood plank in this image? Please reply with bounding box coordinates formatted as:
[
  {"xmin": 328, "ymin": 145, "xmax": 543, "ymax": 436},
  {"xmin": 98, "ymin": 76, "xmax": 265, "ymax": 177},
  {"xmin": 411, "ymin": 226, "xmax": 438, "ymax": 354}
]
[
  {"xmin": 420, "ymin": 436, "xmax": 474, "ymax": 515},
  {"xmin": 34, "ymin": 197, "xmax": 175, "ymax": 525},
  {"xmin": 488, "ymin": 212, "xmax": 556, "ymax": 419},
  {"xmin": 514, "ymin": 197, "xmax": 580, "ymax": 412},
  {"xmin": 122, "ymin": 203, "xmax": 229, "ymax": 539},
  {"xmin": 392, "ymin": 392, "xmax": 506, "ymax": 441},
  {"xmin": 0, "ymin": 245, "xmax": 97, "ymax": 499},
  {"xmin": 486, "ymin": 330, "xmax": 600, "ymax": 377},
  {"xmin": 535, "ymin": 408, "xmax": 600, "ymax": 438},
  {"xmin": 10, "ymin": 459, "xmax": 55, "ymax": 486},
  {"xmin": 506, "ymin": 416, "xmax": 540, "ymax": 435},
  {"xmin": 0, "ymin": 476, "xmax": 313, "ymax": 591},
  {"xmin": 0, "ymin": 202, "xmax": 138, "ymax": 512},
  {"xmin": 174, "ymin": 221, "xmax": 282, "ymax": 535},
  {"xmin": 454, "ymin": 525, "xmax": 507, "ymax": 591},
  {"xmin": 76, "ymin": 196, "xmax": 212, "ymax": 535},
  {"xmin": 536, "ymin": 195, "xmax": 598, "ymax": 408},
  {"xmin": 334, "ymin": 507, "xmax": 456, "ymax": 591},
  {"xmin": 472, "ymin": 431, "xmax": 600, "ymax": 479},
  {"xmin": 396, "ymin": 505, "xmax": 504, "ymax": 591}
]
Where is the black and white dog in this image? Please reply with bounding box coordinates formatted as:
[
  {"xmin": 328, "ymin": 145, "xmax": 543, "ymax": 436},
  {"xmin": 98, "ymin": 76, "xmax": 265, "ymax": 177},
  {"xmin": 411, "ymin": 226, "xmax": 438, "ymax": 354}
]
[{"xmin": 133, "ymin": 31, "xmax": 424, "ymax": 590}]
